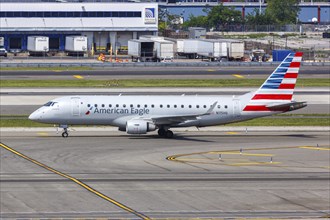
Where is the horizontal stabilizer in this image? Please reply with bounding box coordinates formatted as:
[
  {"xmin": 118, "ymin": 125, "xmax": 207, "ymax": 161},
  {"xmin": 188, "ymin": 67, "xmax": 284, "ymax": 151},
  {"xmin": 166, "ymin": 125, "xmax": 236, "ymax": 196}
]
[{"xmin": 267, "ymin": 102, "xmax": 307, "ymax": 112}]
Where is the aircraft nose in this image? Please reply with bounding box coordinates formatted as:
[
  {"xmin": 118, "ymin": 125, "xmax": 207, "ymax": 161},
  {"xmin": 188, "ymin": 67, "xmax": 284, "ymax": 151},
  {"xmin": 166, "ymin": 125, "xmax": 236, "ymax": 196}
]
[{"xmin": 28, "ymin": 111, "xmax": 40, "ymax": 121}]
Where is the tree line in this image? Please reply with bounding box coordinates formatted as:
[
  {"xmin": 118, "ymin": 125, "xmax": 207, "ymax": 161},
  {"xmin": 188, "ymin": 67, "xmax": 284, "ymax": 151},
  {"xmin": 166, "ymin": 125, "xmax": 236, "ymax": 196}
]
[{"xmin": 159, "ymin": 0, "xmax": 301, "ymax": 31}]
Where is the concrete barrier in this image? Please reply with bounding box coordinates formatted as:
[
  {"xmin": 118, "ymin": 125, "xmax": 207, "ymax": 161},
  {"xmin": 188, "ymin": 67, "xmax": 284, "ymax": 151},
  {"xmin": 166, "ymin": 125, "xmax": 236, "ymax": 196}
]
[{"xmin": 0, "ymin": 61, "xmax": 329, "ymax": 68}]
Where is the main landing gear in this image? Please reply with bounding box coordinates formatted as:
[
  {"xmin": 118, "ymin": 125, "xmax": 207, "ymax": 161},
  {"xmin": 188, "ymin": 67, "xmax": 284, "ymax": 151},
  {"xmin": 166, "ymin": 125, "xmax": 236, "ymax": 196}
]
[{"xmin": 158, "ymin": 128, "xmax": 174, "ymax": 138}]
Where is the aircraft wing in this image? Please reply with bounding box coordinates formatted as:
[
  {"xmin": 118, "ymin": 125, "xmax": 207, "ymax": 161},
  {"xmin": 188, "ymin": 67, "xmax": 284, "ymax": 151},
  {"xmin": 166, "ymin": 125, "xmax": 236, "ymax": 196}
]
[{"xmin": 150, "ymin": 101, "xmax": 218, "ymax": 125}]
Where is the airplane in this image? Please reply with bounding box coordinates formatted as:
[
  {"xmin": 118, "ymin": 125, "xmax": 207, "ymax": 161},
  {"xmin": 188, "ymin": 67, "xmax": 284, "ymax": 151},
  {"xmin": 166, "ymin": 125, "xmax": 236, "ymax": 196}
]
[{"xmin": 29, "ymin": 52, "xmax": 307, "ymax": 138}]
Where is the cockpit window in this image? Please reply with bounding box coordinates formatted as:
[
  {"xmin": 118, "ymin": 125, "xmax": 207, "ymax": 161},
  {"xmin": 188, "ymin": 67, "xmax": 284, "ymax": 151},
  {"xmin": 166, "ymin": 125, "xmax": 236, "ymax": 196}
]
[
  {"xmin": 43, "ymin": 101, "xmax": 53, "ymax": 106},
  {"xmin": 43, "ymin": 101, "xmax": 57, "ymax": 107}
]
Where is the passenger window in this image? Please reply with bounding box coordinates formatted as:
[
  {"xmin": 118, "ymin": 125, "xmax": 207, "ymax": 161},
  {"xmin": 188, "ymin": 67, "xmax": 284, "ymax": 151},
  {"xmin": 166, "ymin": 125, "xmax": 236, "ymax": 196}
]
[
  {"xmin": 123, "ymin": 104, "xmax": 126, "ymax": 108},
  {"xmin": 189, "ymin": 105, "xmax": 192, "ymax": 108},
  {"xmin": 181, "ymin": 105, "xmax": 184, "ymax": 108},
  {"xmin": 130, "ymin": 104, "xmax": 133, "ymax": 107},
  {"xmin": 151, "ymin": 104, "xmax": 154, "ymax": 108},
  {"xmin": 196, "ymin": 105, "xmax": 199, "ymax": 108},
  {"xmin": 203, "ymin": 105, "xmax": 207, "ymax": 108},
  {"xmin": 160, "ymin": 105, "xmax": 163, "ymax": 108},
  {"xmin": 217, "ymin": 105, "xmax": 221, "ymax": 109},
  {"xmin": 109, "ymin": 104, "xmax": 112, "ymax": 107},
  {"xmin": 102, "ymin": 104, "xmax": 105, "ymax": 107},
  {"xmin": 87, "ymin": 104, "xmax": 90, "ymax": 107},
  {"xmin": 174, "ymin": 105, "xmax": 177, "ymax": 108},
  {"xmin": 116, "ymin": 104, "xmax": 119, "ymax": 107},
  {"xmin": 145, "ymin": 104, "xmax": 148, "ymax": 108},
  {"xmin": 225, "ymin": 105, "xmax": 228, "ymax": 109},
  {"xmin": 167, "ymin": 105, "xmax": 170, "ymax": 108},
  {"xmin": 137, "ymin": 104, "xmax": 140, "ymax": 108},
  {"xmin": 94, "ymin": 104, "xmax": 98, "ymax": 107}
]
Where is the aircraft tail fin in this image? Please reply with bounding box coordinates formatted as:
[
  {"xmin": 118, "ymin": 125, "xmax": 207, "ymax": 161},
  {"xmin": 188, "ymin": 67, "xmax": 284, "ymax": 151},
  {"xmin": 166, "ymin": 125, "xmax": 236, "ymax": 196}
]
[{"xmin": 243, "ymin": 52, "xmax": 303, "ymax": 112}]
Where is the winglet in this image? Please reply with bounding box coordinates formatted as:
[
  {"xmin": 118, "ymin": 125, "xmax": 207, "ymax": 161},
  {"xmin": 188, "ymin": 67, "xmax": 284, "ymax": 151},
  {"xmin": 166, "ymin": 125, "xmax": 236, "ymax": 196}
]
[{"xmin": 204, "ymin": 101, "xmax": 218, "ymax": 115}]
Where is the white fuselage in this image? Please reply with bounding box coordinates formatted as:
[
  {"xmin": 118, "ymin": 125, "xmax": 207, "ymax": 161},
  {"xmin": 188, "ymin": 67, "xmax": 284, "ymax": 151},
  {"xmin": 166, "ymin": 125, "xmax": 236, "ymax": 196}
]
[{"xmin": 29, "ymin": 94, "xmax": 262, "ymax": 130}]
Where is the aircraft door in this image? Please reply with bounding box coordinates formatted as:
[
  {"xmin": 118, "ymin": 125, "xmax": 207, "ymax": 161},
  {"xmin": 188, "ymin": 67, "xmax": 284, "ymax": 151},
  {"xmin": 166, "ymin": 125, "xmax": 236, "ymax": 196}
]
[
  {"xmin": 233, "ymin": 99, "xmax": 241, "ymax": 118},
  {"xmin": 71, "ymin": 97, "xmax": 80, "ymax": 116}
]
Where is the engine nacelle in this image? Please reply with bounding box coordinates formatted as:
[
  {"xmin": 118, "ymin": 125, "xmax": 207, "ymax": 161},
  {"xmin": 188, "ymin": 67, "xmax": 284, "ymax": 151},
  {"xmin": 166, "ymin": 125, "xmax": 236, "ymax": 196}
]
[{"xmin": 126, "ymin": 120, "xmax": 156, "ymax": 134}]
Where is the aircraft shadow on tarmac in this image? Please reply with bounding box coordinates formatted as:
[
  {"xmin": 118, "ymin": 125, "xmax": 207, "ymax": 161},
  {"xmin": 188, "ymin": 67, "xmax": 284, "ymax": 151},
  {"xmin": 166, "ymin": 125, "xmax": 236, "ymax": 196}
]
[{"xmin": 128, "ymin": 134, "xmax": 215, "ymax": 143}]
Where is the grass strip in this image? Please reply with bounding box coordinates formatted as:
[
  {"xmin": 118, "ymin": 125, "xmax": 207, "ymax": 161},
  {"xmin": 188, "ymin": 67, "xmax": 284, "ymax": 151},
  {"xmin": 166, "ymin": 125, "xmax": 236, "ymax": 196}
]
[
  {"xmin": 1, "ymin": 78, "xmax": 329, "ymax": 87},
  {"xmin": 228, "ymin": 117, "xmax": 330, "ymax": 126},
  {"xmin": 1, "ymin": 117, "xmax": 329, "ymax": 127}
]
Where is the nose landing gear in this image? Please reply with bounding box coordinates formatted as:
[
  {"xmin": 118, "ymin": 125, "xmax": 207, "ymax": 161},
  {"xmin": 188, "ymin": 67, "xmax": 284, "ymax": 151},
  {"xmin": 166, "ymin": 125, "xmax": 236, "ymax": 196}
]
[
  {"xmin": 62, "ymin": 128, "xmax": 68, "ymax": 138},
  {"xmin": 59, "ymin": 125, "xmax": 69, "ymax": 138}
]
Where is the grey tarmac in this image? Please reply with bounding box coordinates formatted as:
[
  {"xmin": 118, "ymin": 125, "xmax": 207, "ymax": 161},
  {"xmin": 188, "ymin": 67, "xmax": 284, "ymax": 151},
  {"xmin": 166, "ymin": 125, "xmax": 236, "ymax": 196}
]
[{"xmin": 1, "ymin": 130, "xmax": 329, "ymax": 219}]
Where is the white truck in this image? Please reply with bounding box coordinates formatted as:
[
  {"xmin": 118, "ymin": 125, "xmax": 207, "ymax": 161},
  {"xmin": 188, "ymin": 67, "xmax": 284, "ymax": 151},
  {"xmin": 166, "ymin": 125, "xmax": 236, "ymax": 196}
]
[
  {"xmin": 154, "ymin": 40, "xmax": 174, "ymax": 62},
  {"xmin": 65, "ymin": 36, "xmax": 88, "ymax": 55},
  {"xmin": 176, "ymin": 39, "xmax": 200, "ymax": 59},
  {"xmin": 27, "ymin": 36, "xmax": 49, "ymax": 55},
  {"xmin": 128, "ymin": 39, "xmax": 155, "ymax": 62}
]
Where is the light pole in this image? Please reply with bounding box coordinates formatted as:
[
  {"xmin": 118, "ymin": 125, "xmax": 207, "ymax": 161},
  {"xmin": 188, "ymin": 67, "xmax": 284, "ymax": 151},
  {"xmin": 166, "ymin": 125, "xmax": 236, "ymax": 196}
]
[{"xmin": 98, "ymin": 31, "xmax": 101, "ymax": 53}]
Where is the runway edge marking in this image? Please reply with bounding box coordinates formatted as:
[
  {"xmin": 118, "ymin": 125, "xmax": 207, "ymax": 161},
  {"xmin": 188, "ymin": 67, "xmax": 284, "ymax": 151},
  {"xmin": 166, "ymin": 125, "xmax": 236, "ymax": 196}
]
[{"xmin": 0, "ymin": 142, "xmax": 151, "ymax": 220}]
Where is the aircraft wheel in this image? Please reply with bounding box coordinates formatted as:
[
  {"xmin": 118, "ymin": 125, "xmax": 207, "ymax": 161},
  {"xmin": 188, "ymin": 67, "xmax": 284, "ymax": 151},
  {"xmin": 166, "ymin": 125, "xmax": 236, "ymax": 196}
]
[
  {"xmin": 165, "ymin": 130, "xmax": 174, "ymax": 138},
  {"xmin": 158, "ymin": 128, "xmax": 166, "ymax": 137},
  {"xmin": 62, "ymin": 132, "xmax": 68, "ymax": 138}
]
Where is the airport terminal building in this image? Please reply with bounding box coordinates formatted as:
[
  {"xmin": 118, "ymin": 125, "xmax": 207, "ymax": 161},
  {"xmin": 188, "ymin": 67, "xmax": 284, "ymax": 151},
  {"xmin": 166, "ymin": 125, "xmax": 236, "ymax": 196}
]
[{"xmin": 0, "ymin": 2, "xmax": 158, "ymax": 54}]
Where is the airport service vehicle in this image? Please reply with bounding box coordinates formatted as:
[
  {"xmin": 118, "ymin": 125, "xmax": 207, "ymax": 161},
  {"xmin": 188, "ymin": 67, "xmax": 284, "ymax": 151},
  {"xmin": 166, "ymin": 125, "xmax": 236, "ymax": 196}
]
[
  {"xmin": 29, "ymin": 52, "xmax": 306, "ymax": 138},
  {"xmin": 65, "ymin": 36, "xmax": 87, "ymax": 55},
  {"xmin": 27, "ymin": 36, "xmax": 49, "ymax": 55}
]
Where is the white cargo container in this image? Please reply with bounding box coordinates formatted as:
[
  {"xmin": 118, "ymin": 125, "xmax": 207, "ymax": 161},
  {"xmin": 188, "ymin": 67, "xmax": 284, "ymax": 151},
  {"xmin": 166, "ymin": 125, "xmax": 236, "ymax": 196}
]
[
  {"xmin": 27, "ymin": 36, "xmax": 49, "ymax": 53},
  {"xmin": 176, "ymin": 39, "xmax": 199, "ymax": 58},
  {"xmin": 139, "ymin": 35, "xmax": 165, "ymax": 41},
  {"xmin": 197, "ymin": 39, "xmax": 244, "ymax": 61},
  {"xmin": 197, "ymin": 39, "xmax": 228, "ymax": 60},
  {"xmin": 226, "ymin": 40, "xmax": 244, "ymax": 60},
  {"xmin": 154, "ymin": 40, "xmax": 174, "ymax": 61},
  {"xmin": 128, "ymin": 39, "xmax": 154, "ymax": 62},
  {"xmin": 65, "ymin": 36, "xmax": 87, "ymax": 53}
]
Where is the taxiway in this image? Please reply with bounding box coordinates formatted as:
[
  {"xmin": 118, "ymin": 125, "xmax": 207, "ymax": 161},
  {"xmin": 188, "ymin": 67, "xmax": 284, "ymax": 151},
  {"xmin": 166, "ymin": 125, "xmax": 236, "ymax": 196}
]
[{"xmin": 1, "ymin": 130, "xmax": 329, "ymax": 219}]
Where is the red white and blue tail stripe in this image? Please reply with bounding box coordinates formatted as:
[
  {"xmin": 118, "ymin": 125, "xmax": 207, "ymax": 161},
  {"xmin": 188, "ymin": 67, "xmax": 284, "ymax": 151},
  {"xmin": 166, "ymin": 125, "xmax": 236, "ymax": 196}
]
[{"xmin": 243, "ymin": 52, "xmax": 303, "ymax": 112}]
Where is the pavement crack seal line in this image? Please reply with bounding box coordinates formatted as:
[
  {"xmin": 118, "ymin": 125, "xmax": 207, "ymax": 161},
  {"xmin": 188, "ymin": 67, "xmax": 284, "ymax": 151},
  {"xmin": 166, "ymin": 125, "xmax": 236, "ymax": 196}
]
[
  {"xmin": 0, "ymin": 142, "xmax": 151, "ymax": 220},
  {"xmin": 166, "ymin": 146, "xmax": 329, "ymax": 167}
]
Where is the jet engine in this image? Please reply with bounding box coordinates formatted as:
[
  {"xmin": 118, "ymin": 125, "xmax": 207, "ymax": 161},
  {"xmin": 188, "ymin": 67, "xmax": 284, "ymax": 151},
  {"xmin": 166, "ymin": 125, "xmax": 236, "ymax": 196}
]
[{"xmin": 126, "ymin": 120, "xmax": 156, "ymax": 134}]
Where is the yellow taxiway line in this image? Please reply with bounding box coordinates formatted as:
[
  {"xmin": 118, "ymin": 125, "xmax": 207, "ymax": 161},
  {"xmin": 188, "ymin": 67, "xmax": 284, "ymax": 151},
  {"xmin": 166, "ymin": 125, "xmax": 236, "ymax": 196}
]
[
  {"xmin": 232, "ymin": 74, "xmax": 245, "ymax": 79},
  {"xmin": 226, "ymin": 132, "xmax": 240, "ymax": 135},
  {"xmin": 0, "ymin": 142, "xmax": 150, "ymax": 220},
  {"xmin": 299, "ymin": 146, "xmax": 330, "ymax": 151},
  {"xmin": 73, "ymin": 75, "xmax": 84, "ymax": 79}
]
